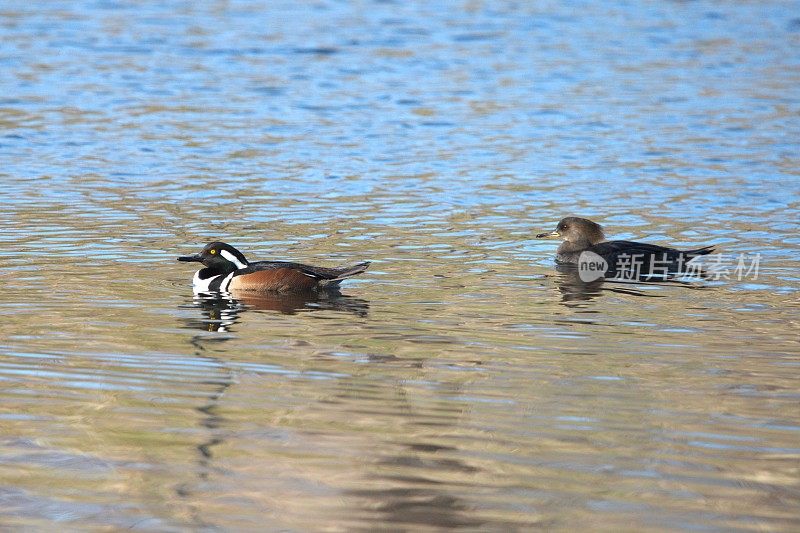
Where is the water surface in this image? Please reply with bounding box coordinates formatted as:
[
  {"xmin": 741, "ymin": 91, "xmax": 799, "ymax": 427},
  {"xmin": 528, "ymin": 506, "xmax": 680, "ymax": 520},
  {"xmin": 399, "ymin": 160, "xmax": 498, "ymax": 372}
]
[{"xmin": 1, "ymin": 0, "xmax": 799, "ymax": 530}]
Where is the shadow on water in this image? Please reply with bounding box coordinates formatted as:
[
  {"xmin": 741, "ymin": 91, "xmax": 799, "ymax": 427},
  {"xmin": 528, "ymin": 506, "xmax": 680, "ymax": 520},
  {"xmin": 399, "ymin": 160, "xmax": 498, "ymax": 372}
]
[
  {"xmin": 173, "ymin": 290, "xmax": 368, "ymax": 528},
  {"xmin": 338, "ymin": 380, "xmax": 538, "ymax": 528},
  {"xmin": 180, "ymin": 291, "xmax": 370, "ymax": 332},
  {"xmin": 176, "ymin": 332, "xmax": 235, "ymax": 530},
  {"xmin": 340, "ymin": 381, "xmax": 491, "ymax": 529}
]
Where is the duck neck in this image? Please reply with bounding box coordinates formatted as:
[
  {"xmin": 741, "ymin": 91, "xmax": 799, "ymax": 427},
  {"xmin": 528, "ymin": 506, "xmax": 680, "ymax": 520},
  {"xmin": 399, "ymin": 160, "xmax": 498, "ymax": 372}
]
[
  {"xmin": 558, "ymin": 239, "xmax": 593, "ymax": 254},
  {"xmin": 199, "ymin": 264, "xmax": 236, "ymax": 279}
]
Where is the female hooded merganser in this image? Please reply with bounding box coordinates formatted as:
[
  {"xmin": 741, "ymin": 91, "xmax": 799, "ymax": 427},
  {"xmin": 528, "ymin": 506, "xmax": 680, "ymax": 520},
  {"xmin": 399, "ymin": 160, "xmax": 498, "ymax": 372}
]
[
  {"xmin": 178, "ymin": 242, "xmax": 370, "ymax": 293},
  {"xmin": 536, "ymin": 217, "xmax": 714, "ymax": 278}
]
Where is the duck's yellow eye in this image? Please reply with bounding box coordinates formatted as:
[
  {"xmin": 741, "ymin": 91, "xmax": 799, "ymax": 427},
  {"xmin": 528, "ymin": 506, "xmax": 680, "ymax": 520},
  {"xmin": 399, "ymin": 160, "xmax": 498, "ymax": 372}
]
[{"xmin": 210, "ymin": 249, "xmax": 216, "ymax": 255}]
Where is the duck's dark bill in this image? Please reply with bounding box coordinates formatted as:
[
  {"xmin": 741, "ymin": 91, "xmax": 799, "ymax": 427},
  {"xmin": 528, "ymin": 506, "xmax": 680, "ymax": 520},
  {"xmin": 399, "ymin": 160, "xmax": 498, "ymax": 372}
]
[
  {"xmin": 177, "ymin": 255, "xmax": 202, "ymax": 262},
  {"xmin": 536, "ymin": 231, "xmax": 559, "ymax": 238}
]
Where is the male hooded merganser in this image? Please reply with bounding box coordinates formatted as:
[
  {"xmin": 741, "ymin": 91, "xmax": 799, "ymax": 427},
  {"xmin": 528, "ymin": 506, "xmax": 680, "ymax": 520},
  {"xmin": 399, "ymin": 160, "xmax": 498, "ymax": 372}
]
[
  {"xmin": 536, "ymin": 217, "xmax": 714, "ymax": 278},
  {"xmin": 178, "ymin": 242, "xmax": 370, "ymax": 293}
]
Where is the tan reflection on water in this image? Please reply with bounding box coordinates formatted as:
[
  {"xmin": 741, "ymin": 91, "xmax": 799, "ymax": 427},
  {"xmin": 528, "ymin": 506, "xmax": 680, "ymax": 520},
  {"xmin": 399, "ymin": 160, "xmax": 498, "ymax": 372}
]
[{"xmin": 2, "ymin": 200, "xmax": 799, "ymax": 530}]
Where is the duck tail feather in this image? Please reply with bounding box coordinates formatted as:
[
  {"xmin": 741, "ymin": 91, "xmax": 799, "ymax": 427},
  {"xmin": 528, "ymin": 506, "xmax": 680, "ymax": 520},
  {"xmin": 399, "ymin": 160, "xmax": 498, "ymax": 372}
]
[{"xmin": 331, "ymin": 261, "xmax": 371, "ymax": 281}]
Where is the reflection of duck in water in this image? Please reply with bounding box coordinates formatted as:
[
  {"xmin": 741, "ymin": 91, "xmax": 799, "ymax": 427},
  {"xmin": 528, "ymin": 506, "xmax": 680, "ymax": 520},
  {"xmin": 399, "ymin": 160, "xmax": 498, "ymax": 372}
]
[
  {"xmin": 537, "ymin": 217, "xmax": 714, "ymax": 279},
  {"xmin": 178, "ymin": 242, "xmax": 370, "ymax": 293},
  {"xmin": 182, "ymin": 292, "xmax": 370, "ymax": 332},
  {"xmin": 182, "ymin": 295, "xmax": 245, "ymax": 332},
  {"xmin": 553, "ymin": 264, "xmax": 667, "ymax": 303},
  {"xmin": 236, "ymin": 291, "xmax": 369, "ymax": 317},
  {"xmin": 554, "ymin": 265, "xmax": 606, "ymax": 303}
]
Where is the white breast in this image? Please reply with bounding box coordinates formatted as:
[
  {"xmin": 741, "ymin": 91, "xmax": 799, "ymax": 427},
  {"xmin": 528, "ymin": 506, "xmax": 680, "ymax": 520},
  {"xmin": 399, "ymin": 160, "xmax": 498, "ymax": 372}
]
[
  {"xmin": 219, "ymin": 272, "xmax": 234, "ymax": 292},
  {"xmin": 192, "ymin": 270, "xmax": 235, "ymax": 293},
  {"xmin": 193, "ymin": 270, "xmax": 218, "ymax": 292}
]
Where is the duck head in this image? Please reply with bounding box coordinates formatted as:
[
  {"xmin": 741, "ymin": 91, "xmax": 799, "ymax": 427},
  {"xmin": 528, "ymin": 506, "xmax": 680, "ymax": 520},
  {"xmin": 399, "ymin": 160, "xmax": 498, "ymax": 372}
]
[{"xmin": 178, "ymin": 242, "xmax": 249, "ymax": 274}]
